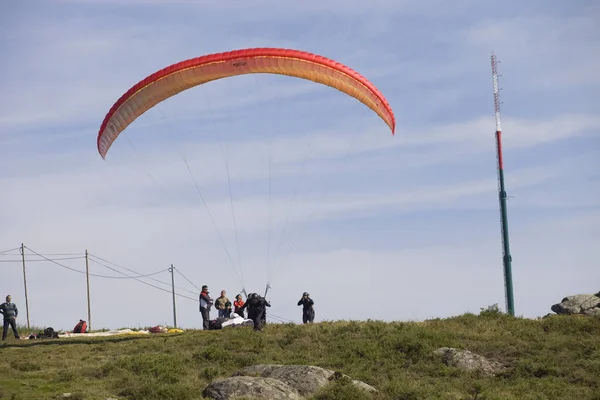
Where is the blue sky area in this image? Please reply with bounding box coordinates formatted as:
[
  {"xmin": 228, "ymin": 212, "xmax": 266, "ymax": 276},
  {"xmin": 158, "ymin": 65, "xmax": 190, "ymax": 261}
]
[{"xmin": 1, "ymin": 0, "xmax": 598, "ymax": 330}]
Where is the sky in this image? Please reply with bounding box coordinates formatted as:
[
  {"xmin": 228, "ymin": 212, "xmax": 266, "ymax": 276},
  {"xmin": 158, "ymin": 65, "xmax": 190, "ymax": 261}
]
[{"xmin": 1, "ymin": 0, "xmax": 598, "ymax": 331}]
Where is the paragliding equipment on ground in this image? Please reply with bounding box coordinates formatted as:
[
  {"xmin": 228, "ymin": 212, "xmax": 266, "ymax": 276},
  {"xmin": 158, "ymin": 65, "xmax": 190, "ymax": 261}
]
[{"xmin": 97, "ymin": 47, "xmax": 396, "ymax": 298}]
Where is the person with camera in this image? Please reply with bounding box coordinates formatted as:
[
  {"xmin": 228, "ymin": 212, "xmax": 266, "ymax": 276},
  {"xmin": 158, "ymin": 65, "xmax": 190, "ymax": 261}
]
[{"xmin": 297, "ymin": 292, "xmax": 315, "ymax": 324}]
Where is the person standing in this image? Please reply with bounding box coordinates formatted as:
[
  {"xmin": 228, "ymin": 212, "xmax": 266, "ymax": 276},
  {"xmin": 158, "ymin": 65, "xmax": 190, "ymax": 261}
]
[
  {"xmin": 215, "ymin": 290, "xmax": 230, "ymax": 319},
  {"xmin": 199, "ymin": 285, "xmax": 213, "ymax": 330},
  {"xmin": 297, "ymin": 292, "xmax": 315, "ymax": 324},
  {"xmin": 233, "ymin": 294, "xmax": 245, "ymax": 318},
  {"xmin": 240, "ymin": 293, "xmax": 271, "ymax": 331},
  {"xmin": 0, "ymin": 295, "xmax": 20, "ymax": 340}
]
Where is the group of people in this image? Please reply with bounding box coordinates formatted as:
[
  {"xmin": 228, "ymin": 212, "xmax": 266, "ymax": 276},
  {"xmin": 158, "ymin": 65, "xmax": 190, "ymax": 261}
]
[
  {"xmin": 198, "ymin": 286, "xmax": 271, "ymax": 331},
  {"xmin": 198, "ymin": 286, "xmax": 316, "ymax": 331},
  {"xmin": 1, "ymin": 288, "xmax": 317, "ymax": 340}
]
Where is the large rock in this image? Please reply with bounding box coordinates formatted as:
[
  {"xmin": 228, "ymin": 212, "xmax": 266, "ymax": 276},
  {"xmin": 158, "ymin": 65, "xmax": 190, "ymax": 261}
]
[
  {"xmin": 233, "ymin": 364, "xmax": 377, "ymax": 396},
  {"xmin": 202, "ymin": 376, "xmax": 302, "ymax": 400},
  {"xmin": 583, "ymin": 307, "xmax": 600, "ymax": 317},
  {"xmin": 203, "ymin": 364, "xmax": 377, "ymax": 399},
  {"xmin": 434, "ymin": 347, "xmax": 504, "ymax": 376},
  {"xmin": 551, "ymin": 294, "xmax": 600, "ymax": 315}
]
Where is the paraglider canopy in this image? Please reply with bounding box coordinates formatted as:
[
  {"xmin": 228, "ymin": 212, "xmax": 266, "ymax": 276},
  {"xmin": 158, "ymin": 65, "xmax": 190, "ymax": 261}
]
[{"xmin": 97, "ymin": 47, "xmax": 396, "ymax": 159}]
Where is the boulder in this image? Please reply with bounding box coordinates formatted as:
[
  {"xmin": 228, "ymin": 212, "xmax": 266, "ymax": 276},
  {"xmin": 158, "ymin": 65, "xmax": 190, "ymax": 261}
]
[
  {"xmin": 203, "ymin": 376, "xmax": 302, "ymax": 400},
  {"xmin": 233, "ymin": 364, "xmax": 377, "ymax": 396},
  {"xmin": 203, "ymin": 364, "xmax": 377, "ymax": 400},
  {"xmin": 551, "ymin": 294, "xmax": 600, "ymax": 316},
  {"xmin": 434, "ymin": 347, "xmax": 504, "ymax": 376}
]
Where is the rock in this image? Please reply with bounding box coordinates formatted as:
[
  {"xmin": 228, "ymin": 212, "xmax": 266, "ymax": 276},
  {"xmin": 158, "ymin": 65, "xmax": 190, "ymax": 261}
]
[
  {"xmin": 203, "ymin": 376, "xmax": 302, "ymax": 400},
  {"xmin": 203, "ymin": 364, "xmax": 377, "ymax": 400},
  {"xmin": 583, "ymin": 307, "xmax": 600, "ymax": 317},
  {"xmin": 233, "ymin": 364, "xmax": 377, "ymax": 396},
  {"xmin": 434, "ymin": 347, "xmax": 504, "ymax": 376},
  {"xmin": 551, "ymin": 294, "xmax": 600, "ymax": 315}
]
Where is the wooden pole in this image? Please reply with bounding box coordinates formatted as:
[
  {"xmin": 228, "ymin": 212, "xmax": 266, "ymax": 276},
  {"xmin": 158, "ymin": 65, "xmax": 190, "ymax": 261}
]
[
  {"xmin": 170, "ymin": 265, "xmax": 177, "ymax": 328},
  {"xmin": 20, "ymin": 243, "xmax": 31, "ymax": 329},
  {"xmin": 85, "ymin": 250, "xmax": 91, "ymax": 331}
]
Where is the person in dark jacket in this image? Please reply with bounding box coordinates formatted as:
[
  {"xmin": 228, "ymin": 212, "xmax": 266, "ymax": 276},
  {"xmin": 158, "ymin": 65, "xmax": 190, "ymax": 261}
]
[
  {"xmin": 1, "ymin": 295, "xmax": 20, "ymax": 340},
  {"xmin": 297, "ymin": 292, "xmax": 315, "ymax": 323},
  {"xmin": 199, "ymin": 285, "xmax": 214, "ymax": 330},
  {"xmin": 240, "ymin": 293, "xmax": 271, "ymax": 331}
]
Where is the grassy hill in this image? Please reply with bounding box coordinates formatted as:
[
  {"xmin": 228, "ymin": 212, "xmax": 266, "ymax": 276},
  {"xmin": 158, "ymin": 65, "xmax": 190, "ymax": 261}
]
[{"xmin": 1, "ymin": 310, "xmax": 599, "ymax": 400}]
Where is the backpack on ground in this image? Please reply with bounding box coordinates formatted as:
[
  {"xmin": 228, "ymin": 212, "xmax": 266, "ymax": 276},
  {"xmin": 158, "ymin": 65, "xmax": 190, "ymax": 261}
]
[
  {"xmin": 38, "ymin": 327, "xmax": 58, "ymax": 339},
  {"xmin": 73, "ymin": 320, "xmax": 87, "ymax": 333},
  {"xmin": 208, "ymin": 317, "xmax": 228, "ymax": 330}
]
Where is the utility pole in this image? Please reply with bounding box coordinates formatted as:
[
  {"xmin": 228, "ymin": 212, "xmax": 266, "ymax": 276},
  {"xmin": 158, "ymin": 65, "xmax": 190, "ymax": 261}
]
[
  {"xmin": 85, "ymin": 249, "xmax": 92, "ymax": 331},
  {"xmin": 169, "ymin": 265, "xmax": 177, "ymax": 328},
  {"xmin": 20, "ymin": 243, "xmax": 31, "ymax": 329},
  {"xmin": 491, "ymin": 53, "xmax": 515, "ymax": 316}
]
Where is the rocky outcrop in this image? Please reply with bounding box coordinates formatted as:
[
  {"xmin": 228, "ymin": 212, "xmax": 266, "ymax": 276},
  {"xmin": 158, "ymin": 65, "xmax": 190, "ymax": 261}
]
[
  {"xmin": 203, "ymin": 376, "xmax": 302, "ymax": 400},
  {"xmin": 434, "ymin": 347, "xmax": 505, "ymax": 376},
  {"xmin": 203, "ymin": 364, "xmax": 377, "ymax": 400},
  {"xmin": 550, "ymin": 293, "xmax": 600, "ymax": 316}
]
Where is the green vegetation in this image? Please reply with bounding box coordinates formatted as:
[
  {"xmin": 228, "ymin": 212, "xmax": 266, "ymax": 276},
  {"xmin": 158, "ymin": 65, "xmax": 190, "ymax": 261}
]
[{"xmin": 1, "ymin": 311, "xmax": 599, "ymax": 400}]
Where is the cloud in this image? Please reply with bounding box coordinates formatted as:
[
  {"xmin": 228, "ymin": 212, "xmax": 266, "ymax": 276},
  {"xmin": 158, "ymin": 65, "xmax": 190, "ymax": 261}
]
[
  {"xmin": 465, "ymin": 9, "xmax": 600, "ymax": 87},
  {"xmin": 1, "ymin": 0, "xmax": 598, "ymax": 331}
]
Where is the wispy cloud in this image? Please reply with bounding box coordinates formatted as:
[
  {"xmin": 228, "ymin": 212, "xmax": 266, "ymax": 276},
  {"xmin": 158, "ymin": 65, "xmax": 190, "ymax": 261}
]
[{"xmin": 1, "ymin": 0, "xmax": 598, "ymax": 330}]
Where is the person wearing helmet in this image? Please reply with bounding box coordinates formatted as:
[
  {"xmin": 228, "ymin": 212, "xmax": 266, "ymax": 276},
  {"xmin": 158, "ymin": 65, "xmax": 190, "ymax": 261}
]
[
  {"xmin": 240, "ymin": 293, "xmax": 271, "ymax": 331},
  {"xmin": 297, "ymin": 292, "xmax": 315, "ymax": 323}
]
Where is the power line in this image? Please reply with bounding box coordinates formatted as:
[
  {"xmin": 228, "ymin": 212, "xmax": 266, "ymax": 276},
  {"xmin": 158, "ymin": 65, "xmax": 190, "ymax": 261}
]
[
  {"xmin": 268, "ymin": 313, "xmax": 296, "ymax": 324},
  {"xmin": 26, "ymin": 252, "xmax": 82, "ymax": 256},
  {"xmin": 17, "ymin": 245, "xmax": 300, "ymax": 323},
  {"xmin": 0, "ymin": 251, "xmax": 83, "ymax": 256},
  {"xmin": 0, "ymin": 247, "xmax": 20, "ymax": 254},
  {"xmin": 0, "ymin": 256, "xmax": 85, "ymax": 263},
  {"xmin": 22, "ymin": 246, "xmax": 144, "ymax": 279},
  {"xmin": 87, "ymin": 253, "xmax": 198, "ymax": 296},
  {"xmin": 87, "ymin": 255, "xmax": 198, "ymax": 302},
  {"xmin": 22, "ymin": 247, "xmax": 199, "ymax": 303},
  {"xmin": 88, "ymin": 258, "xmax": 169, "ymax": 279}
]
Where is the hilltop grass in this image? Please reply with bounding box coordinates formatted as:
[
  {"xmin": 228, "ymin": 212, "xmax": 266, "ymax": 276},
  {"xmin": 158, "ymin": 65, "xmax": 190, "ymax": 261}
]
[{"xmin": 1, "ymin": 311, "xmax": 599, "ymax": 400}]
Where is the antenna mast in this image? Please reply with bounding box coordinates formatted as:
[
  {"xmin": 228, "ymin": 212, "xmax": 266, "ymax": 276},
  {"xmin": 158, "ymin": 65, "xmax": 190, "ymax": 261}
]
[{"xmin": 491, "ymin": 53, "xmax": 515, "ymax": 316}]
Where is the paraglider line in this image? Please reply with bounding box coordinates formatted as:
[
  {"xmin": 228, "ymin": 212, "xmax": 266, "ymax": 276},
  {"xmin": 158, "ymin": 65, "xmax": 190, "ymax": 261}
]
[
  {"xmin": 122, "ymin": 132, "xmax": 157, "ymax": 184},
  {"xmin": 268, "ymin": 134, "xmax": 316, "ymax": 281},
  {"xmin": 173, "ymin": 266, "xmax": 201, "ymax": 292},
  {"xmin": 153, "ymin": 104, "xmax": 244, "ymax": 288},
  {"xmin": 269, "ymin": 128, "xmax": 367, "ymax": 285},
  {"xmin": 180, "ymin": 154, "xmax": 244, "ymax": 285},
  {"xmin": 249, "ymin": 74, "xmax": 280, "ymax": 282},
  {"xmin": 204, "ymin": 86, "xmax": 245, "ymax": 286}
]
